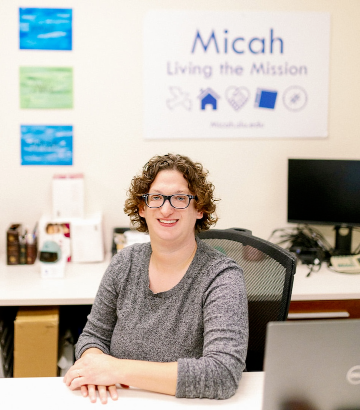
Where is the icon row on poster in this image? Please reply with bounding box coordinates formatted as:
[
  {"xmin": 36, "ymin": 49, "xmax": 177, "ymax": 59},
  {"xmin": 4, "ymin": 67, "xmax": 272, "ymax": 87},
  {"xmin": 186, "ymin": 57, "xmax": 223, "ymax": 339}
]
[{"xmin": 166, "ymin": 86, "xmax": 308, "ymax": 112}]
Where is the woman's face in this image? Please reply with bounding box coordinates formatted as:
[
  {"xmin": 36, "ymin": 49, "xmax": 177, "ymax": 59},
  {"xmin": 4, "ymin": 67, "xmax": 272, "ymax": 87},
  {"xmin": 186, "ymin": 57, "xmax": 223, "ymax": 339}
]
[{"xmin": 139, "ymin": 169, "xmax": 203, "ymax": 245}]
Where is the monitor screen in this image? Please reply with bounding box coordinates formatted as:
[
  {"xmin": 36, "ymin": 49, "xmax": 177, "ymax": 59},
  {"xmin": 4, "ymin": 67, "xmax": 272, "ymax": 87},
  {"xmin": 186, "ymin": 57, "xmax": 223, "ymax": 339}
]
[{"xmin": 287, "ymin": 159, "xmax": 360, "ymax": 227}]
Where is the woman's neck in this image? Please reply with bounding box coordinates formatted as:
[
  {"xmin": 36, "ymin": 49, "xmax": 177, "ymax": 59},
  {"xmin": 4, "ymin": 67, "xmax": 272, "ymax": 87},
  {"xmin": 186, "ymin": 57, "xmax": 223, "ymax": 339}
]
[{"xmin": 148, "ymin": 239, "xmax": 197, "ymax": 293}]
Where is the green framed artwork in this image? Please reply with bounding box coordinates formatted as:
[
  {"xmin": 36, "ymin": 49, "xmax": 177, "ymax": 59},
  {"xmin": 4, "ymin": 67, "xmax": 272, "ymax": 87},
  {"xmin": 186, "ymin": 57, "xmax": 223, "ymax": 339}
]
[{"xmin": 20, "ymin": 67, "xmax": 73, "ymax": 109}]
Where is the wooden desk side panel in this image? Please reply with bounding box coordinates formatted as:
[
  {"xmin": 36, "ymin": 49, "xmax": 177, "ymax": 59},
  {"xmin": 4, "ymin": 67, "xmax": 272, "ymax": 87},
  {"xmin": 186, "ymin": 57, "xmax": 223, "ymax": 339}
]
[{"xmin": 289, "ymin": 299, "xmax": 360, "ymax": 319}]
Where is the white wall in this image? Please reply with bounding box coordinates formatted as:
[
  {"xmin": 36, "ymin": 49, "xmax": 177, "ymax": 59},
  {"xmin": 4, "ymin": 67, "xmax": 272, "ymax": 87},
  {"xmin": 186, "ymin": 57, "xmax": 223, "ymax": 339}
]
[{"xmin": 1, "ymin": 0, "xmax": 360, "ymax": 253}]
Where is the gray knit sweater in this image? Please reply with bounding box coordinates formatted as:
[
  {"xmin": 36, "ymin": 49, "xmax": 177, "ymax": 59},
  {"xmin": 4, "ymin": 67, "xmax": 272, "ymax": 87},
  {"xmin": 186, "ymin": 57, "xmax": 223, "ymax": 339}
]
[{"xmin": 75, "ymin": 237, "xmax": 249, "ymax": 399}]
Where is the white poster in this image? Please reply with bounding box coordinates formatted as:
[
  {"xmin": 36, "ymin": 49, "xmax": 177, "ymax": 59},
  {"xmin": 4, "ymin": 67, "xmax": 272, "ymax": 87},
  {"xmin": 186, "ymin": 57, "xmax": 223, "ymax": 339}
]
[{"xmin": 144, "ymin": 11, "xmax": 330, "ymax": 139}]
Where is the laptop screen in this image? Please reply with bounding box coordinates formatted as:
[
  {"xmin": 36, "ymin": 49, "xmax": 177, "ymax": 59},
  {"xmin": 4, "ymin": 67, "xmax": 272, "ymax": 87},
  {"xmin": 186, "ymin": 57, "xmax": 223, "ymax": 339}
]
[{"xmin": 262, "ymin": 320, "xmax": 360, "ymax": 410}]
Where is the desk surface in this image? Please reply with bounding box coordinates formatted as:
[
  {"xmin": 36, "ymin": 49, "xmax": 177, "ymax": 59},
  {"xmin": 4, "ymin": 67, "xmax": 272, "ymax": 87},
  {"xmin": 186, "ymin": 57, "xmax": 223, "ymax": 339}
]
[
  {"xmin": 0, "ymin": 253, "xmax": 110, "ymax": 306},
  {"xmin": 1, "ymin": 253, "xmax": 360, "ymax": 306},
  {"xmin": 291, "ymin": 263, "xmax": 360, "ymax": 300},
  {"xmin": 0, "ymin": 372, "xmax": 264, "ymax": 410}
]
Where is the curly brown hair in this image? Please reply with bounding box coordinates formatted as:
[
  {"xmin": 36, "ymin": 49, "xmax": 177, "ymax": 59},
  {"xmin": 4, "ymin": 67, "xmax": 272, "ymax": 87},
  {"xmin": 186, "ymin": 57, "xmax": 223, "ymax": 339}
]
[{"xmin": 124, "ymin": 153, "xmax": 219, "ymax": 233}]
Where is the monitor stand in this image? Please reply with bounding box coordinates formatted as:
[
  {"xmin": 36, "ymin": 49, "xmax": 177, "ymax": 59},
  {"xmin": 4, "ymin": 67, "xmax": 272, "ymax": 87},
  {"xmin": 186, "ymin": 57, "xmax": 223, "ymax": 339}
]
[{"xmin": 334, "ymin": 225, "xmax": 353, "ymax": 255}]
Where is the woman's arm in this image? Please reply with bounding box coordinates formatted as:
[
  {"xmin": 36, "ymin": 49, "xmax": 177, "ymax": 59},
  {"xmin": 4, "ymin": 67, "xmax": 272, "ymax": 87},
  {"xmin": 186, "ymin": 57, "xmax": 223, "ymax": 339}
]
[
  {"xmin": 75, "ymin": 255, "xmax": 122, "ymax": 358},
  {"xmin": 64, "ymin": 352, "xmax": 178, "ymax": 402},
  {"xmin": 176, "ymin": 264, "xmax": 249, "ymax": 399}
]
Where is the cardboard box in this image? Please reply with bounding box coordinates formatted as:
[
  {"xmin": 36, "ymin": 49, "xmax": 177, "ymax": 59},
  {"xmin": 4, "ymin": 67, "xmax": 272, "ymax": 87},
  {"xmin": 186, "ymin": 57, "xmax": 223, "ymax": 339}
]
[{"xmin": 14, "ymin": 307, "xmax": 59, "ymax": 377}]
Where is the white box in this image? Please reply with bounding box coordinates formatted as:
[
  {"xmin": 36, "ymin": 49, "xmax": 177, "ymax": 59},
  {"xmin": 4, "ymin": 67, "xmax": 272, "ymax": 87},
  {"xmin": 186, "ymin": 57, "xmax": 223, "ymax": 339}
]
[
  {"xmin": 52, "ymin": 174, "xmax": 84, "ymax": 219},
  {"xmin": 70, "ymin": 213, "xmax": 104, "ymax": 263},
  {"xmin": 40, "ymin": 256, "xmax": 66, "ymax": 279},
  {"xmin": 38, "ymin": 215, "xmax": 72, "ymax": 263}
]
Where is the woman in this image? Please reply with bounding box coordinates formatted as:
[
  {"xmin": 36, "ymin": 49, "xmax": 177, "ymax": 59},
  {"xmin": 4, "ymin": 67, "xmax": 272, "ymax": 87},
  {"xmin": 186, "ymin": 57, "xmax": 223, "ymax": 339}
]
[{"xmin": 64, "ymin": 154, "xmax": 248, "ymax": 403}]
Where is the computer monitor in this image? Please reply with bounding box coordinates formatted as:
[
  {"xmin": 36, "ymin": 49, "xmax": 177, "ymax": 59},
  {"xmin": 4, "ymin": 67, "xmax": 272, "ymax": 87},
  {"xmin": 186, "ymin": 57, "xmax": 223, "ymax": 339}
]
[{"xmin": 287, "ymin": 159, "xmax": 360, "ymax": 255}]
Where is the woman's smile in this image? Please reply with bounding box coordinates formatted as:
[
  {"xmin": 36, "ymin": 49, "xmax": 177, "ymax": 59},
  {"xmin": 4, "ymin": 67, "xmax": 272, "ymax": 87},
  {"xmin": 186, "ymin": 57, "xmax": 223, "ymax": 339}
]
[{"xmin": 158, "ymin": 219, "xmax": 178, "ymax": 225}]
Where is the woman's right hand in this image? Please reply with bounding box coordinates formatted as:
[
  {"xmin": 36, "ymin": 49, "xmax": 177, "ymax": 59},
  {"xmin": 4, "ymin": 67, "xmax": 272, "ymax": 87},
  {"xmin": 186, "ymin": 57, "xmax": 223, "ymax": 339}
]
[{"xmin": 65, "ymin": 348, "xmax": 123, "ymax": 404}]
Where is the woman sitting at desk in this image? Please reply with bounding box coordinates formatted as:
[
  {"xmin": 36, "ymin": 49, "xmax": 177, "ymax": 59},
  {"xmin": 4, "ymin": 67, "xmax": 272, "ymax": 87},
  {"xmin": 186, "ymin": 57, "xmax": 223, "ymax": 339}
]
[{"xmin": 64, "ymin": 153, "xmax": 248, "ymax": 403}]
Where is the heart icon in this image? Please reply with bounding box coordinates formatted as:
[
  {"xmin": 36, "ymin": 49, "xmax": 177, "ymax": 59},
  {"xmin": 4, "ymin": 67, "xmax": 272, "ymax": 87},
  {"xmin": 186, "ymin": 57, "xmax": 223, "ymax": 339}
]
[{"xmin": 225, "ymin": 86, "xmax": 250, "ymax": 111}]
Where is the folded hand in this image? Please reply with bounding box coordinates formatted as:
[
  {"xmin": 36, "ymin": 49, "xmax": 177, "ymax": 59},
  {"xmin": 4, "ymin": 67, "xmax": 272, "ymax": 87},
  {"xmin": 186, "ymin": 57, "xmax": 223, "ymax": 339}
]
[{"xmin": 64, "ymin": 352, "xmax": 127, "ymax": 403}]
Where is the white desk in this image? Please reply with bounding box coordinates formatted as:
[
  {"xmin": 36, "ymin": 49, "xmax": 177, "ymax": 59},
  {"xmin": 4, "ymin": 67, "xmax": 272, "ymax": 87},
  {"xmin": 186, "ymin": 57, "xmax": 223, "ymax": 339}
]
[
  {"xmin": 0, "ymin": 372, "xmax": 264, "ymax": 410},
  {"xmin": 0, "ymin": 253, "xmax": 110, "ymax": 306},
  {"xmin": 291, "ymin": 263, "xmax": 360, "ymax": 301},
  {"xmin": 289, "ymin": 263, "xmax": 360, "ymax": 319}
]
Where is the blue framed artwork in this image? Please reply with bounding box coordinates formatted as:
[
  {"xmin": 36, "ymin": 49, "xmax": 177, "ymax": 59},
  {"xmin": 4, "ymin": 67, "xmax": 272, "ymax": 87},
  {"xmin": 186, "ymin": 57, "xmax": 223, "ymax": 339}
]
[
  {"xmin": 21, "ymin": 125, "xmax": 73, "ymax": 166},
  {"xmin": 19, "ymin": 8, "xmax": 72, "ymax": 50}
]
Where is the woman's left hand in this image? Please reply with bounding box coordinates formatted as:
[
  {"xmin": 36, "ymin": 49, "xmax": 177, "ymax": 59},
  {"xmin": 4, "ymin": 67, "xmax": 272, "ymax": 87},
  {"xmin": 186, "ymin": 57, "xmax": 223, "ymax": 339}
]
[{"xmin": 80, "ymin": 384, "xmax": 118, "ymax": 404}]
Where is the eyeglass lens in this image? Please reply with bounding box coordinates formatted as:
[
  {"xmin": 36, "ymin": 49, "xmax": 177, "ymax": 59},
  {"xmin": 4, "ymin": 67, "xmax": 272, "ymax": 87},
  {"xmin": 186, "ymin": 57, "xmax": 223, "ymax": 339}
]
[{"xmin": 147, "ymin": 194, "xmax": 190, "ymax": 209}]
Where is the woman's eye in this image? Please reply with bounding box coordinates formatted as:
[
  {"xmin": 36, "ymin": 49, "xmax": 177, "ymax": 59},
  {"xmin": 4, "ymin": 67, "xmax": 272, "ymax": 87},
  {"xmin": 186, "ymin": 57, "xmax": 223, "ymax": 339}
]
[
  {"xmin": 151, "ymin": 195, "xmax": 162, "ymax": 201},
  {"xmin": 174, "ymin": 195, "xmax": 186, "ymax": 201}
]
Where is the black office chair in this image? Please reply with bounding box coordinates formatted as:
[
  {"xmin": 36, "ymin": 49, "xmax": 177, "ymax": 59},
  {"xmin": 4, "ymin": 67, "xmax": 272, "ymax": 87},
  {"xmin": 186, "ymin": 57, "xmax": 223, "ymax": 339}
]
[{"xmin": 197, "ymin": 228, "xmax": 296, "ymax": 371}]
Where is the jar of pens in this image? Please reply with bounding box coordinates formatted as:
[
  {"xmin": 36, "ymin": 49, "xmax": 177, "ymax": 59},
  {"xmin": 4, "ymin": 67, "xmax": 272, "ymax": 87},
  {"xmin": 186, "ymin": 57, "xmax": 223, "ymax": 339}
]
[{"xmin": 6, "ymin": 223, "xmax": 38, "ymax": 265}]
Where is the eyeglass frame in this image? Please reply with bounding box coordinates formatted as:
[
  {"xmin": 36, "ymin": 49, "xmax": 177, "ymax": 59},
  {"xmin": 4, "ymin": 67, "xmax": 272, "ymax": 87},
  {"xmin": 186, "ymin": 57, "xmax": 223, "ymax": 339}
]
[{"xmin": 141, "ymin": 193, "xmax": 197, "ymax": 209}]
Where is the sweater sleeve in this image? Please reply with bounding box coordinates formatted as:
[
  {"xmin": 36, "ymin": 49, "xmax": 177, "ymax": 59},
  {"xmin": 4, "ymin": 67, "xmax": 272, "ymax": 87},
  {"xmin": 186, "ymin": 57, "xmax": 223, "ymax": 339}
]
[
  {"xmin": 75, "ymin": 254, "xmax": 120, "ymax": 359},
  {"xmin": 176, "ymin": 263, "xmax": 249, "ymax": 399}
]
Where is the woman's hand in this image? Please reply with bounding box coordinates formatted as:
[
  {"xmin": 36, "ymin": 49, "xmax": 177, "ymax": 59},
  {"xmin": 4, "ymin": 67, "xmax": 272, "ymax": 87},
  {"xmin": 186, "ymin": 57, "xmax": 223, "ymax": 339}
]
[
  {"xmin": 80, "ymin": 384, "xmax": 118, "ymax": 404},
  {"xmin": 64, "ymin": 349, "xmax": 178, "ymax": 399},
  {"xmin": 63, "ymin": 349, "xmax": 124, "ymax": 403}
]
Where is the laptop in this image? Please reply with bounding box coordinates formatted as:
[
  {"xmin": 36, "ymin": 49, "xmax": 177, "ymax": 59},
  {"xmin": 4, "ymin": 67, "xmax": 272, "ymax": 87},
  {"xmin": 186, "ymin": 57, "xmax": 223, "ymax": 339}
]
[{"xmin": 262, "ymin": 320, "xmax": 360, "ymax": 410}]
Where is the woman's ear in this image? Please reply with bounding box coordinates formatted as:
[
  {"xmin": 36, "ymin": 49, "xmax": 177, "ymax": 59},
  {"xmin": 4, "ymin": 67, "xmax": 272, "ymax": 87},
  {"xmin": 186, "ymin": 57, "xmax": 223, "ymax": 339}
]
[
  {"xmin": 196, "ymin": 209, "xmax": 203, "ymax": 220},
  {"xmin": 139, "ymin": 204, "xmax": 146, "ymax": 218}
]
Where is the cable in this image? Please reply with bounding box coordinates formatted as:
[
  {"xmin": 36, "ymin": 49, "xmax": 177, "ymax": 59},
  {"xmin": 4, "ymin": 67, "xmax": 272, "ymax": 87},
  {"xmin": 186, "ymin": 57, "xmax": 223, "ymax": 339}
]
[
  {"xmin": 306, "ymin": 263, "xmax": 321, "ymax": 277},
  {"xmin": 269, "ymin": 225, "xmax": 333, "ymax": 269}
]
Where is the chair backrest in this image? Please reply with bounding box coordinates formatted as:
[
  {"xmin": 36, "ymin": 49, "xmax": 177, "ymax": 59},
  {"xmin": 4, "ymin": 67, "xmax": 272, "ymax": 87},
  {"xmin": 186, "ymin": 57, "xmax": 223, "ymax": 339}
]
[{"xmin": 197, "ymin": 228, "xmax": 297, "ymax": 371}]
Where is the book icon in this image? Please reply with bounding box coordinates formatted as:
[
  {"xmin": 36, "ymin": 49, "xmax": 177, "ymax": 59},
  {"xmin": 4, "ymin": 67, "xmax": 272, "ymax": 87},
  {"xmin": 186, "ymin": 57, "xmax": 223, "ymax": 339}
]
[{"xmin": 255, "ymin": 88, "xmax": 278, "ymax": 109}]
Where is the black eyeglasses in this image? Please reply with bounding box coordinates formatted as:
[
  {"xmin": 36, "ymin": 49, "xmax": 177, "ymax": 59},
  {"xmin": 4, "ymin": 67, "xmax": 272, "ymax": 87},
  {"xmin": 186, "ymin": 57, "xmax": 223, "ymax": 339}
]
[{"xmin": 142, "ymin": 194, "xmax": 197, "ymax": 209}]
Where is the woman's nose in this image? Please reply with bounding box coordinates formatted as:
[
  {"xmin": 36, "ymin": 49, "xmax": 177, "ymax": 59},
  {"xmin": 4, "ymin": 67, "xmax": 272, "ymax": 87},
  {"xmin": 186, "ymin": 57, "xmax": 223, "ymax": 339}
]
[{"xmin": 160, "ymin": 199, "xmax": 174, "ymax": 215}]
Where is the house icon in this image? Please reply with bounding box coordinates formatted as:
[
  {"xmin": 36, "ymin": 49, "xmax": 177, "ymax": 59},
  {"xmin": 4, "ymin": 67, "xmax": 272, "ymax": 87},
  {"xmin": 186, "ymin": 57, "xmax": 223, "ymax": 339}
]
[{"xmin": 198, "ymin": 88, "xmax": 220, "ymax": 110}]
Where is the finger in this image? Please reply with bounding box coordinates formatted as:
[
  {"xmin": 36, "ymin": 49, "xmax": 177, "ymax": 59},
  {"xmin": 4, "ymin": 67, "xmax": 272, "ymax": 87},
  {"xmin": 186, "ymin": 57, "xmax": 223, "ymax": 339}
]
[
  {"xmin": 63, "ymin": 370, "xmax": 74, "ymax": 386},
  {"xmin": 108, "ymin": 385, "xmax": 118, "ymax": 400},
  {"xmin": 98, "ymin": 385, "xmax": 108, "ymax": 404},
  {"xmin": 88, "ymin": 384, "xmax": 97, "ymax": 403},
  {"xmin": 80, "ymin": 385, "xmax": 88, "ymax": 398},
  {"xmin": 63, "ymin": 364, "xmax": 75, "ymax": 384},
  {"xmin": 67, "ymin": 369, "xmax": 83, "ymax": 389}
]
